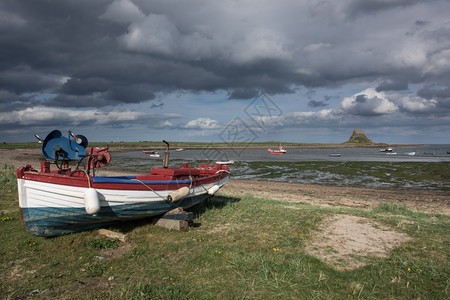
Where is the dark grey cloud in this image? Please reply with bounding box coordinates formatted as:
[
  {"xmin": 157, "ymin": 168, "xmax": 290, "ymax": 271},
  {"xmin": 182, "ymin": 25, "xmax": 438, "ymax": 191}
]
[
  {"xmin": 415, "ymin": 20, "xmax": 428, "ymax": 27},
  {"xmin": 0, "ymin": 90, "xmax": 35, "ymax": 112},
  {"xmin": 48, "ymin": 80, "xmax": 156, "ymax": 107},
  {"xmin": 60, "ymin": 78, "xmax": 110, "ymax": 96},
  {"xmin": 416, "ymin": 86, "xmax": 450, "ymax": 110},
  {"xmin": 417, "ymin": 86, "xmax": 450, "ymax": 100},
  {"xmin": 227, "ymin": 88, "xmax": 260, "ymax": 100},
  {"xmin": 1, "ymin": 0, "xmax": 450, "ymax": 143},
  {"xmin": 307, "ymin": 100, "xmax": 328, "ymax": 108},
  {"xmin": 376, "ymin": 79, "xmax": 409, "ymax": 92},
  {"xmin": 2, "ymin": 0, "xmax": 450, "ymax": 107},
  {"xmin": 343, "ymin": 0, "xmax": 423, "ymax": 19}
]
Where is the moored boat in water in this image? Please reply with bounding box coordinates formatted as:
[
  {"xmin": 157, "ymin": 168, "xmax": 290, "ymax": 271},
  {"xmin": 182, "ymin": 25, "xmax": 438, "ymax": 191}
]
[
  {"xmin": 17, "ymin": 130, "xmax": 230, "ymax": 237},
  {"xmin": 268, "ymin": 145, "xmax": 287, "ymax": 154},
  {"xmin": 142, "ymin": 150, "xmax": 158, "ymax": 154},
  {"xmin": 385, "ymin": 152, "xmax": 397, "ymax": 155}
]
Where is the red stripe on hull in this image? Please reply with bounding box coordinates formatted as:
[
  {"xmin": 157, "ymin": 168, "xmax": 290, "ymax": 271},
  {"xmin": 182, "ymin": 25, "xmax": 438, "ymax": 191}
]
[{"xmin": 17, "ymin": 165, "xmax": 229, "ymax": 191}]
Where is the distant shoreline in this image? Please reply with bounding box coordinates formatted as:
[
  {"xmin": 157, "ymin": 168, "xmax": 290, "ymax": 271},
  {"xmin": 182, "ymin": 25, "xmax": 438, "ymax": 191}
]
[
  {"xmin": 107, "ymin": 143, "xmax": 425, "ymax": 152},
  {"xmin": 0, "ymin": 142, "xmax": 424, "ymax": 151}
]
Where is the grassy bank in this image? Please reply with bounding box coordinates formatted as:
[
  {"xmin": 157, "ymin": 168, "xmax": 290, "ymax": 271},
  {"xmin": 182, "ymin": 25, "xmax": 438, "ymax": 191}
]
[{"xmin": 1, "ymin": 165, "xmax": 448, "ymax": 299}]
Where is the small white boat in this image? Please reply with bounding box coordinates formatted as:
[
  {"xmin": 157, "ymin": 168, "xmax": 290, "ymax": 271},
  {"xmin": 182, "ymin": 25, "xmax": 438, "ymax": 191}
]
[
  {"xmin": 328, "ymin": 153, "xmax": 341, "ymax": 157},
  {"xmin": 380, "ymin": 148, "xmax": 393, "ymax": 153},
  {"xmin": 385, "ymin": 152, "xmax": 397, "ymax": 155},
  {"xmin": 149, "ymin": 153, "xmax": 160, "ymax": 158},
  {"xmin": 406, "ymin": 152, "xmax": 416, "ymax": 156},
  {"xmin": 215, "ymin": 160, "xmax": 234, "ymax": 165}
]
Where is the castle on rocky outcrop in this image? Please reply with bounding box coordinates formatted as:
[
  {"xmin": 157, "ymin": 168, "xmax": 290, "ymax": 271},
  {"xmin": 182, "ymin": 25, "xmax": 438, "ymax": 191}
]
[{"xmin": 346, "ymin": 129, "xmax": 374, "ymax": 144}]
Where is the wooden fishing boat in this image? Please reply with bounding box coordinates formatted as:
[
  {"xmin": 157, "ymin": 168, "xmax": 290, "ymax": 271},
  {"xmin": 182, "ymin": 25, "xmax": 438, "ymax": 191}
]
[{"xmin": 17, "ymin": 130, "xmax": 230, "ymax": 237}]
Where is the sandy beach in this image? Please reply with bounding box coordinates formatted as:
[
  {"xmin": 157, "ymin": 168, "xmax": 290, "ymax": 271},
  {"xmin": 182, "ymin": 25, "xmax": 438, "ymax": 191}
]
[{"xmin": 2, "ymin": 148, "xmax": 449, "ymax": 214}]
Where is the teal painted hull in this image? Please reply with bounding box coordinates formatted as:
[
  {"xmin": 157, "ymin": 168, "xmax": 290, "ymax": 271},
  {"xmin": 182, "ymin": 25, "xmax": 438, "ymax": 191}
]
[{"xmin": 21, "ymin": 195, "xmax": 207, "ymax": 237}]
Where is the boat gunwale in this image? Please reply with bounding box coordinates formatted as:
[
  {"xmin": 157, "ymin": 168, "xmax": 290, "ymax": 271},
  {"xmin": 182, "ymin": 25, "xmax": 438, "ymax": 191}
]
[{"xmin": 17, "ymin": 166, "xmax": 229, "ymax": 191}]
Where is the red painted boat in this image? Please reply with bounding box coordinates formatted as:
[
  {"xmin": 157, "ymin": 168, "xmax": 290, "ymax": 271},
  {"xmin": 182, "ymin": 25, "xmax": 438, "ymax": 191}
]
[
  {"xmin": 17, "ymin": 130, "xmax": 230, "ymax": 237},
  {"xmin": 142, "ymin": 150, "xmax": 158, "ymax": 154},
  {"xmin": 268, "ymin": 146, "xmax": 286, "ymax": 154}
]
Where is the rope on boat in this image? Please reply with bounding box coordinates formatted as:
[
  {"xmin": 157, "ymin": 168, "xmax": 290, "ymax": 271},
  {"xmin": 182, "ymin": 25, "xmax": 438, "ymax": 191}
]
[
  {"xmin": 131, "ymin": 178, "xmax": 167, "ymax": 201},
  {"xmin": 83, "ymin": 170, "xmax": 91, "ymax": 188},
  {"xmin": 215, "ymin": 169, "xmax": 230, "ymax": 174},
  {"xmin": 195, "ymin": 169, "xmax": 229, "ymax": 194},
  {"xmin": 200, "ymin": 184, "xmax": 208, "ymax": 193},
  {"xmin": 189, "ymin": 175, "xmax": 194, "ymax": 188},
  {"xmin": 128, "ymin": 167, "xmax": 228, "ymax": 204}
]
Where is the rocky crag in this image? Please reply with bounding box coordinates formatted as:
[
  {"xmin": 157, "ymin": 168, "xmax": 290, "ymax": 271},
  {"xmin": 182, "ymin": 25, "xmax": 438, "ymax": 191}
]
[{"xmin": 345, "ymin": 129, "xmax": 374, "ymax": 144}]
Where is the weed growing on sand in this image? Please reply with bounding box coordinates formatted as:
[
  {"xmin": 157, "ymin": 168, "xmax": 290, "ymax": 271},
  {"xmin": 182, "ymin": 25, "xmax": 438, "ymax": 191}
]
[
  {"xmin": 88, "ymin": 238, "xmax": 120, "ymax": 250},
  {"xmin": 0, "ymin": 164, "xmax": 17, "ymax": 193}
]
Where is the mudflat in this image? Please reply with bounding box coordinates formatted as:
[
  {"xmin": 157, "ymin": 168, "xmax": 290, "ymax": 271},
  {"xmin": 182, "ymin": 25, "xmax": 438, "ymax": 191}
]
[{"xmin": 220, "ymin": 179, "xmax": 449, "ymax": 214}]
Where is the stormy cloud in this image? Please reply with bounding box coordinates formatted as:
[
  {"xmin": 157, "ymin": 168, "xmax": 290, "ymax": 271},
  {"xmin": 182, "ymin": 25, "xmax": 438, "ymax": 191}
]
[{"xmin": 0, "ymin": 0, "xmax": 449, "ymax": 143}]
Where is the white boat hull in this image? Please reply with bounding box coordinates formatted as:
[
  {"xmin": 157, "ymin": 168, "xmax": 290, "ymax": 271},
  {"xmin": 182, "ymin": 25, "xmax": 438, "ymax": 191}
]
[{"xmin": 18, "ymin": 171, "xmax": 229, "ymax": 236}]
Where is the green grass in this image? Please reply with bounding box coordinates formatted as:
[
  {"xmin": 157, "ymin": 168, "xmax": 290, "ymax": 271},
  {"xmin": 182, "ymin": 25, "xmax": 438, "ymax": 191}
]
[
  {"xmin": 1, "ymin": 165, "xmax": 448, "ymax": 299},
  {"xmin": 343, "ymin": 136, "xmax": 374, "ymax": 144}
]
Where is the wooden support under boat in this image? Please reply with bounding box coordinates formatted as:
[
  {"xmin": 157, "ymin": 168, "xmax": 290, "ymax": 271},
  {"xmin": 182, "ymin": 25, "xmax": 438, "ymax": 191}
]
[
  {"xmin": 152, "ymin": 208, "xmax": 193, "ymax": 230},
  {"xmin": 98, "ymin": 229, "xmax": 130, "ymax": 243}
]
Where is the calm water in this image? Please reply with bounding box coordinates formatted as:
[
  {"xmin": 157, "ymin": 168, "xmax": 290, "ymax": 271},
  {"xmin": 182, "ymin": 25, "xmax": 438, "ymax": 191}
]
[
  {"xmin": 114, "ymin": 144, "xmax": 450, "ymax": 163},
  {"xmin": 106, "ymin": 145, "xmax": 450, "ymax": 192}
]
